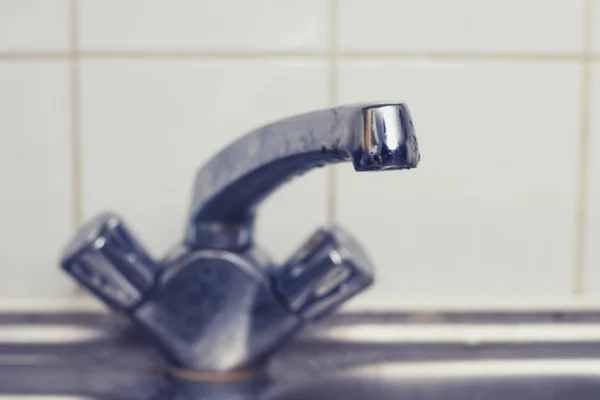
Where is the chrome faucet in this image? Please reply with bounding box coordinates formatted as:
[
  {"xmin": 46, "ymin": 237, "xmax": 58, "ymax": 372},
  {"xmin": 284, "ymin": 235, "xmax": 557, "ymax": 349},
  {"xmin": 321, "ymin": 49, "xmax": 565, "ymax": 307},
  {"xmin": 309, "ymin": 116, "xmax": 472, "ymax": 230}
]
[{"xmin": 59, "ymin": 103, "xmax": 419, "ymax": 372}]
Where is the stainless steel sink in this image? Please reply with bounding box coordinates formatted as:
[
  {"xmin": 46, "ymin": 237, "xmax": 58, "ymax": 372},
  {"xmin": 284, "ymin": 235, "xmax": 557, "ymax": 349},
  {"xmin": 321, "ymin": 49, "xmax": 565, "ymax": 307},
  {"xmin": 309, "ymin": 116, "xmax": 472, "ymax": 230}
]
[
  {"xmin": 4, "ymin": 309, "xmax": 600, "ymax": 399},
  {"xmin": 266, "ymin": 360, "xmax": 600, "ymax": 400}
]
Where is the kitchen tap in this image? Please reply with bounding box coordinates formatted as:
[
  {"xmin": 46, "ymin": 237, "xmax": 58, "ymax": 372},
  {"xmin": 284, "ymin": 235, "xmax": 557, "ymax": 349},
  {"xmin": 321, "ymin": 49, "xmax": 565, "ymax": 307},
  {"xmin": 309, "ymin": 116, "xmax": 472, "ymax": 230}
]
[{"xmin": 59, "ymin": 103, "xmax": 420, "ymax": 372}]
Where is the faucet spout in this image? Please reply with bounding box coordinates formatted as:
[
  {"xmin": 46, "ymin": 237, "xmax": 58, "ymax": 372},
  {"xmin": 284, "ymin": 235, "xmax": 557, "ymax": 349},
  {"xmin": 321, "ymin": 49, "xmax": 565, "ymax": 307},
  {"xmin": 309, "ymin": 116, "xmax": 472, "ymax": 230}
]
[{"xmin": 187, "ymin": 103, "xmax": 419, "ymax": 249}]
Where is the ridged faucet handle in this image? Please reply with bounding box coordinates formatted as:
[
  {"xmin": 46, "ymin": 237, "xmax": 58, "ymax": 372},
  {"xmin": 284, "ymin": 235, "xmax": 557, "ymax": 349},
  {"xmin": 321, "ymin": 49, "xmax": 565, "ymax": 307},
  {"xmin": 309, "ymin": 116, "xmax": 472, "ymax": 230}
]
[
  {"xmin": 60, "ymin": 213, "xmax": 161, "ymax": 311},
  {"xmin": 274, "ymin": 227, "xmax": 374, "ymax": 320}
]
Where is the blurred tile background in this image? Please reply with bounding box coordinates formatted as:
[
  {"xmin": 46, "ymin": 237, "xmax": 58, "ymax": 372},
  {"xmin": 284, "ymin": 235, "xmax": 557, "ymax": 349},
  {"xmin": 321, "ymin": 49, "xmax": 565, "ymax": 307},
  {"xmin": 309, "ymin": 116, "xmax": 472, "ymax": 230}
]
[{"xmin": 0, "ymin": 0, "xmax": 597, "ymax": 308}]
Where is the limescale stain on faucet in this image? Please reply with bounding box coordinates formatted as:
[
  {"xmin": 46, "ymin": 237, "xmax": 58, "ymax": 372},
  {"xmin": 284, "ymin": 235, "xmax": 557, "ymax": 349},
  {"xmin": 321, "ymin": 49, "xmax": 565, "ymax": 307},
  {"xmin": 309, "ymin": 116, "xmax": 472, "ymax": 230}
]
[{"xmin": 59, "ymin": 103, "xmax": 420, "ymax": 372}]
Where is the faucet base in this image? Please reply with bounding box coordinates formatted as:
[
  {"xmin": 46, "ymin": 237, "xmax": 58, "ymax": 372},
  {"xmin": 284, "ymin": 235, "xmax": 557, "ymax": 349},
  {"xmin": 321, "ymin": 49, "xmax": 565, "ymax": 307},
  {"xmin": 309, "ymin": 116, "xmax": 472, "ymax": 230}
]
[
  {"xmin": 131, "ymin": 247, "xmax": 301, "ymax": 372},
  {"xmin": 169, "ymin": 366, "xmax": 262, "ymax": 382}
]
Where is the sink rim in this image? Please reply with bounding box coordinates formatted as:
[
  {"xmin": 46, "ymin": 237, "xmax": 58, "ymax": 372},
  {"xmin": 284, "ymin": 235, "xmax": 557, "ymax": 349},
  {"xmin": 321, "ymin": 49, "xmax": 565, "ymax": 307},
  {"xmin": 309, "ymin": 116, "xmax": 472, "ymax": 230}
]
[{"xmin": 4, "ymin": 309, "xmax": 600, "ymax": 398}]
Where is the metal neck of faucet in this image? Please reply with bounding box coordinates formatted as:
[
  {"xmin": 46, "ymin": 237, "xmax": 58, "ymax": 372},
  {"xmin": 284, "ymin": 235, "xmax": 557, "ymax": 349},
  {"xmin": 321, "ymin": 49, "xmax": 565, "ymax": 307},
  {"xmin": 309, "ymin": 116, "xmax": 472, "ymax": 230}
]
[
  {"xmin": 186, "ymin": 103, "xmax": 419, "ymax": 250},
  {"xmin": 59, "ymin": 102, "xmax": 421, "ymax": 372}
]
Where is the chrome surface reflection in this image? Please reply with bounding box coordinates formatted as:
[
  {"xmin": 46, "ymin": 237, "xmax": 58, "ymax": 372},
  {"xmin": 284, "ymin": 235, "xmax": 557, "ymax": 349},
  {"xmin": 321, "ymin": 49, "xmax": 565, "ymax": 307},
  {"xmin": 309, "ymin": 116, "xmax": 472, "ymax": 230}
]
[{"xmin": 308, "ymin": 323, "xmax": 600, "ymax": 344}]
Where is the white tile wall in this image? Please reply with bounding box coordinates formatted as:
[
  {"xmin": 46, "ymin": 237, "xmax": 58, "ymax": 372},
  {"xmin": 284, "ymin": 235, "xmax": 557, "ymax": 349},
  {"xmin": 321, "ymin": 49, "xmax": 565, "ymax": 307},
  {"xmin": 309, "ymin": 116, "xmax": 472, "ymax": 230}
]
[
  {"xmin": 0, "ymin": 0, "xmax": 596, "ymax": 307},
  {"xmin": 0, "ymin": 0, "xmax": 69, "ymax": 52},
  {"xmin": 80, "ymin": 60, "xmax": 328, "ymax": 261},
  {"xmin": 0, "ymin": 62, "xmax": 73, "ymax": 297},
  {"xmin": 339, "ymin": 0, "xmax": 584, "ymax": 54},
  {"xmin": 585, "ymin": 63, "xmax": 600, "ymax": 293},
  {"xmin": 593, "ymin": 0, "xmax": 600, "ymax": 53},
  {"xmin": 338, "ymin": 61, "xmax": 580, "ymax": 306},
  {"xmin": 79, "ymin": 0, "xmax": 329, "ymax": 52}
]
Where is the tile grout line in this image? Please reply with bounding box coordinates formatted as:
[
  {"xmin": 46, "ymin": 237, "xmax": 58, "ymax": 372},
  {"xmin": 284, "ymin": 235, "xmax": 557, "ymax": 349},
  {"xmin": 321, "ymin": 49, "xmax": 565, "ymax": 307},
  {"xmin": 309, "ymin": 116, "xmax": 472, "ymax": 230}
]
[
  {"xmin": 0, "ymin": 53, "xmax": 69, "ymax": 60},
  {"xmin": 69, "ymin": 0, "xmax": 84, "ymax": 295},
  {"xmin": 325, "ymin": 0, "xmax": 339, "ymax": 225},
  {"xmin": 2, "ymin": 52, "xmax": 600, "ymax": 62},
  {"xmin": 339, "ymin": 52, "xmax": 590, "ymax": 62},
  {"xmin": 69, "ymin": 0, "xmax": 82, "ymax": 230},
  {"xmin": 574, "ymin": 0, "xmax": 595, "ymax": 296}
]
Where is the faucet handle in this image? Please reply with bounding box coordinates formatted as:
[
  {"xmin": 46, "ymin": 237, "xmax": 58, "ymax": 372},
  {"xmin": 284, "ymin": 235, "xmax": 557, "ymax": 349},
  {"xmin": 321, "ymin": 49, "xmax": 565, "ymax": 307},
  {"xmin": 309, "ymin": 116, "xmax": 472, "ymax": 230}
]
[
  {"xmin": 273, "ymin": 227, "xmax": 374, "ymax": 320},
  {"xmin": 60, "ymin": 213, "xmax": 161, "ymax": 311}
]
